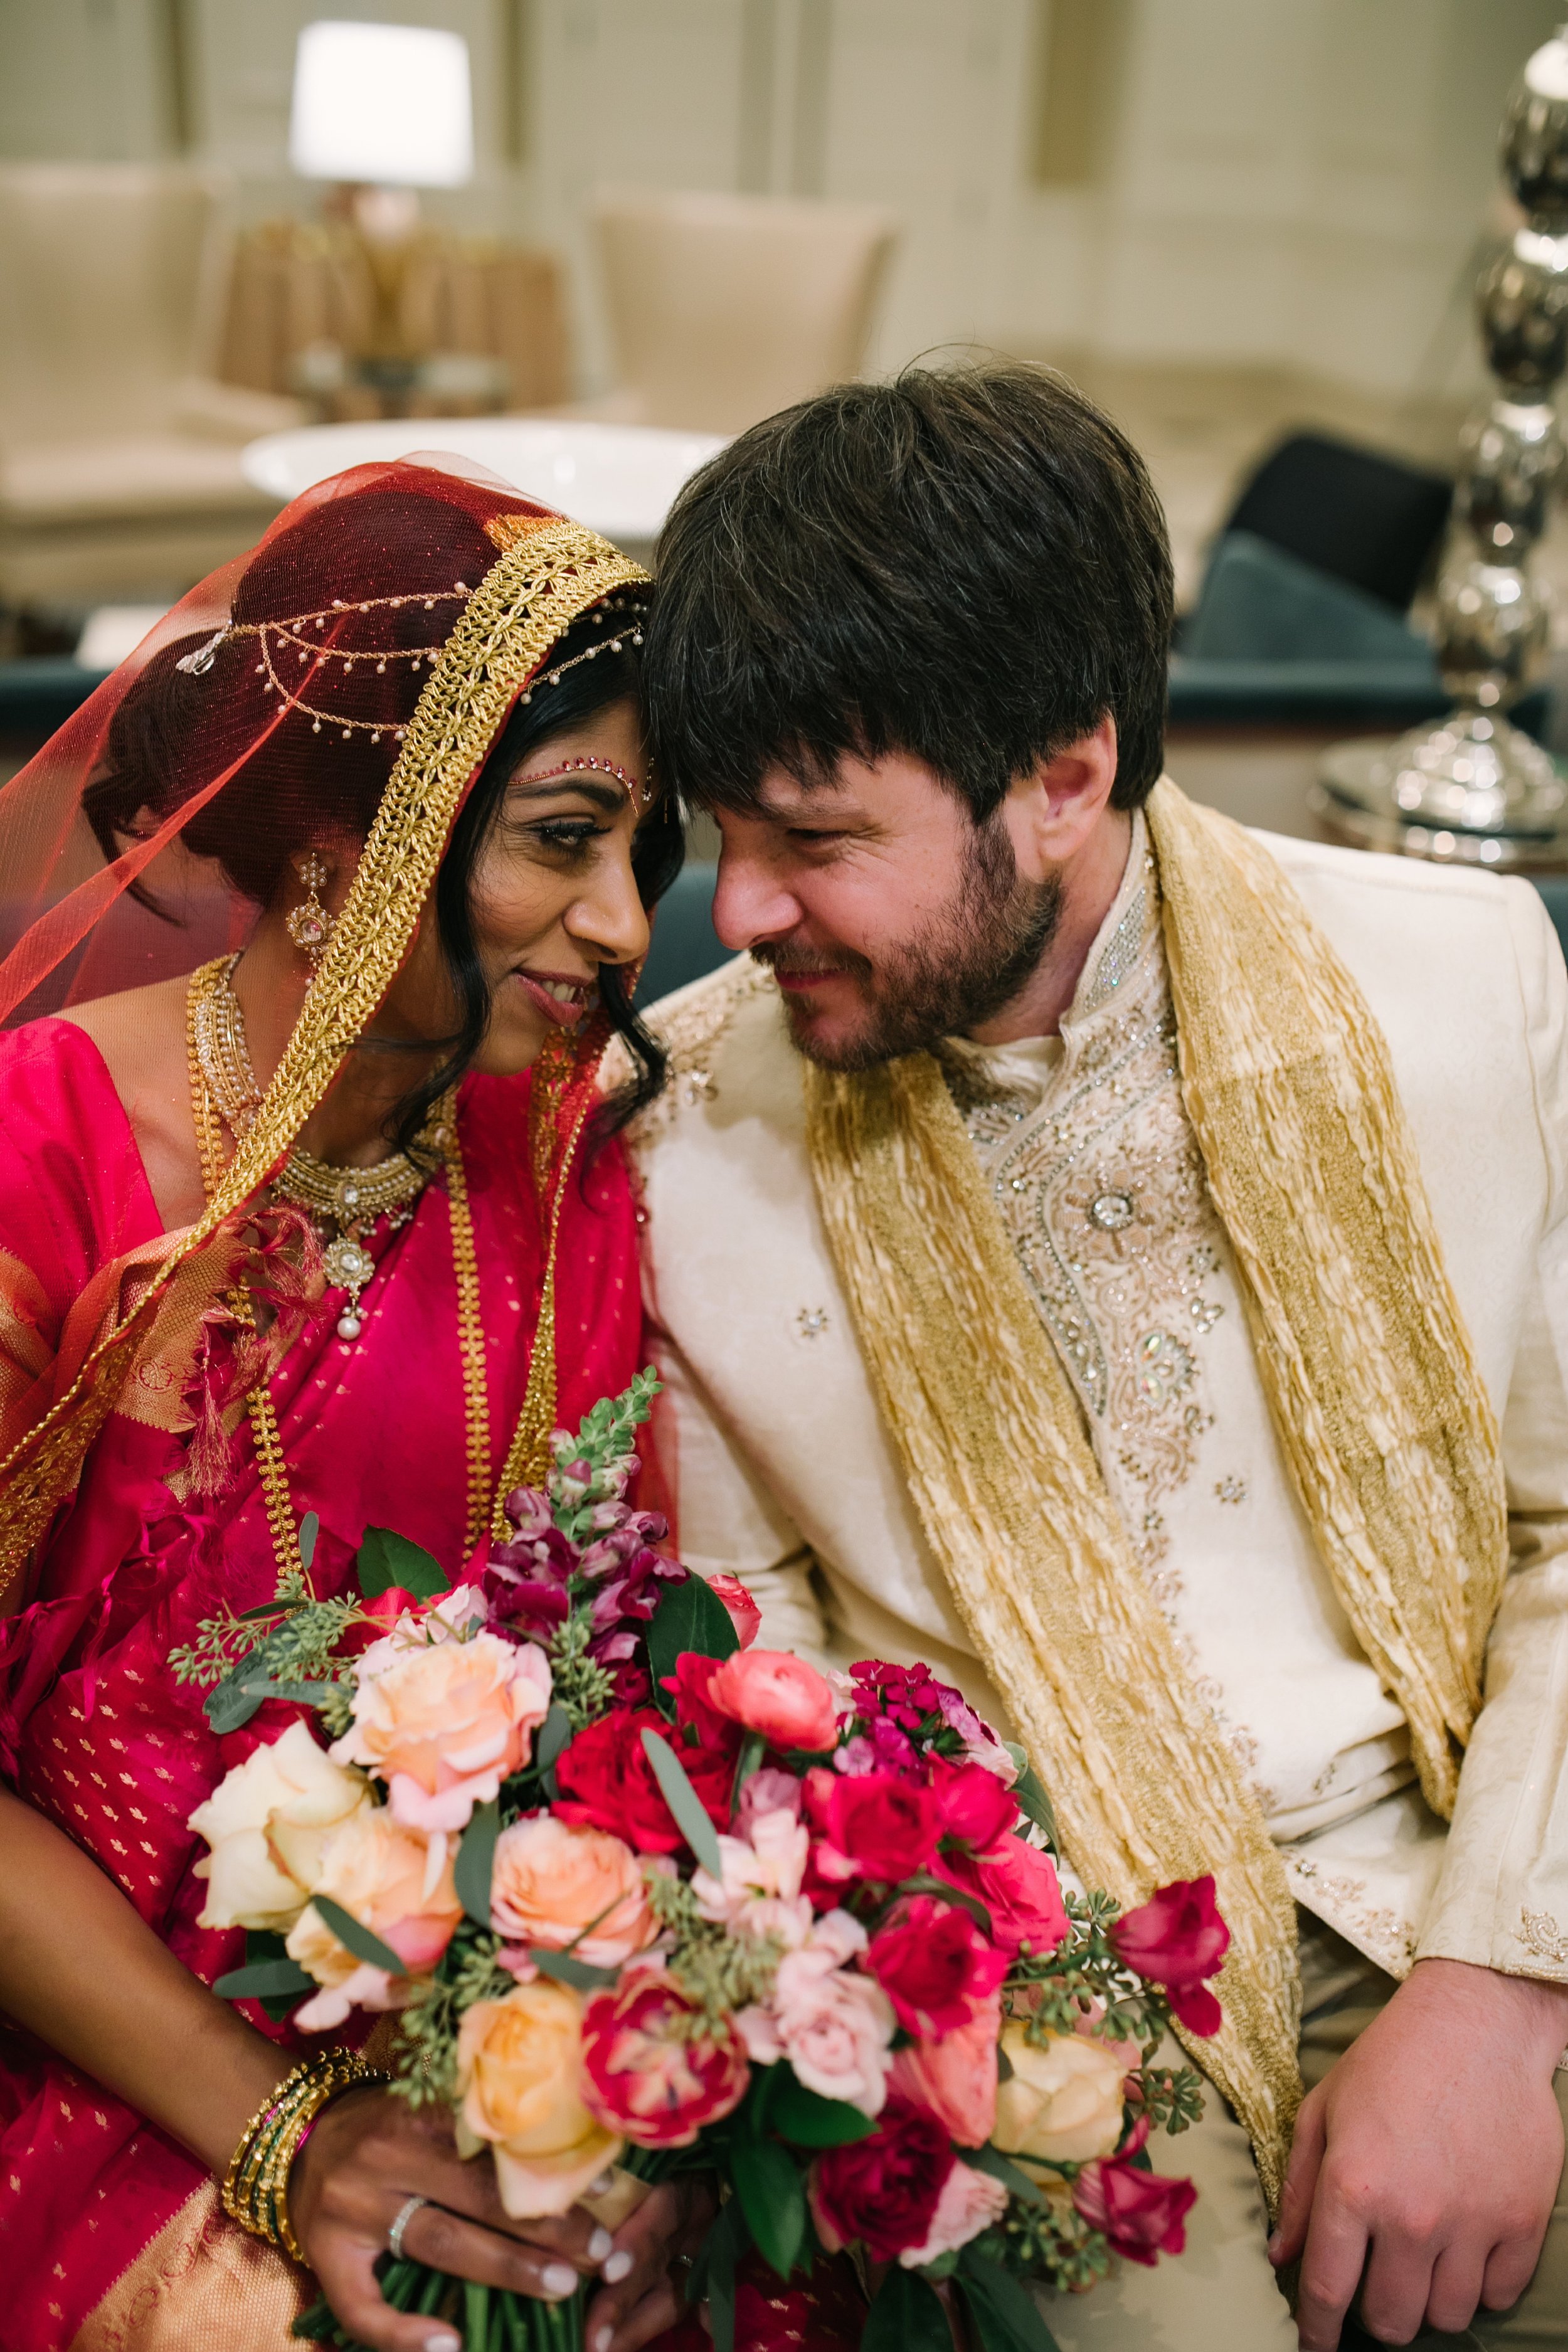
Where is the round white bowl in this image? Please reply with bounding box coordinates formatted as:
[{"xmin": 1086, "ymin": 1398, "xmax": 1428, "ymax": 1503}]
[{"xmin": 240, "ymin": 417, "xmax": 727, "ymax": 562}]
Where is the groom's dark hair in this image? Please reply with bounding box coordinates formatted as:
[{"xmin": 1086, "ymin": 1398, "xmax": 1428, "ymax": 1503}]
[{"xmin": 644, "ymin": 361, "xmax": 1174, "ymax": 821}]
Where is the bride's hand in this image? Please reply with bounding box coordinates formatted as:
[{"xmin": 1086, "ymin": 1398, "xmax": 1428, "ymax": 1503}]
[{"xmin": 290, "ymin": 2087, "xmax": 617, "ymax": 2352}]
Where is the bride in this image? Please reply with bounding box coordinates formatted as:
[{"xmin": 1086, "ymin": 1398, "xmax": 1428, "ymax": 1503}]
[{"xmin": 0, "ymin": 460, "xmax": 697, "ymax": 2352}]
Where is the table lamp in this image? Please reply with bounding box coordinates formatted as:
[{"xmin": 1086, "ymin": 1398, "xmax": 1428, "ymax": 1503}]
[{"xmin": 289, "ymin": 19, "xmax": 475, "ymax": 366}]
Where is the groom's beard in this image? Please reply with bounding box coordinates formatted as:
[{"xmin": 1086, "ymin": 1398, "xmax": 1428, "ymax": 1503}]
[{"xmin": 752, "ymin": 815, "xmax": 1063, "ymax": 1071}]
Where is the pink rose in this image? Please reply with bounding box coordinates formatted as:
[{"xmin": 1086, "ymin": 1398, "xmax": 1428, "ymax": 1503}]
[
  {"xmin": 581, "ymin": 1968, "xmax": 750, "ymax": 2147},
  {"xmin": 285, "ymin": 1808, "xmax": 462, "ymax": 2030},
  {"xmin": 332, "ymin": 1627, "xmax": 551, "ymax": 1832},
  {"xmin": 707, "ymin": 1649, "xmax": 839, "ymax": 1752},
  {"xmin": 741, "ymin": 1909, "xmax": 895, "ymax": 2115},
  {"xmin": 734, "ymin": 1767, "xmax": 803, "ymax": 1841},
  {"xmin": 1074, "ymin": 2133, "xmax": 1197, "ymax": 2266},
  {"xmin": 888, "ymin": 1991, "xmax": 1001, "ymax": 2146},
  {"xmin": 937, "ymin": 1835, "xmax": 1069, "ymax": 1958},
  {"xmin": 814, "ymin": 1772, "xmax": 943, "ymax": 1885},
  {"xmin": 709, "ymin": 1574, "xmax": 762, "ymax": 1649},
  {"xmin": 1110, "ymin": 1875, "xmax": 1229, "ymax": 2037},
  {"xmin": 692, "ymin": 1808, "xmax": 813, "ymax": 1947},
  {"xmin": 864, "ymin": 1895, "xmax": 1008, "ymax": 2038},
  {"xmin": 489, "ymin": 1813, "xmax": 658, "ymax": 1968},
  {"xmin": 898, "ymin": 2159, "xmax": 1009, "ymax": 2267},
  {"xmin": 931, "ymin": 1759, "xmax": 1018, "ymax": 1852}
]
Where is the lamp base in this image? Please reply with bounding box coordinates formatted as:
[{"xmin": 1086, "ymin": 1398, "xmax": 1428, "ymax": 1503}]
[{"xmin": 1313, "ymin": 709, "xmax": 1568, "ymax": 869}]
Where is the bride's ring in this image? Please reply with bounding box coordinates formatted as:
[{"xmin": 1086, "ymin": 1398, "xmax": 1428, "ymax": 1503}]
[{"xmin": 387, "ymin": 2195, "xmax": 428, "ymax": 2261}]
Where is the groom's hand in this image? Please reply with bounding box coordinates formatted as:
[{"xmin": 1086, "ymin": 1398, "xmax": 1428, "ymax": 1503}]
[{"xmin": 1270, "ymin": 1957, "xmax": 1568, "ymax": 2348}]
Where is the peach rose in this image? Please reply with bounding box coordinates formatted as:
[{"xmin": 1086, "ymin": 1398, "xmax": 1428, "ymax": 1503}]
[
  {"xmin": 992, "ymin": 2020, "xmax": 1128, "ymax": 2169},
  {"xmin": 189, "ymin": 1720, "xmax": 373, "ymax": 1934},
  {"xmin": 332, "ymin": 1628, "xmax": 551, "ymax": 1831},
  {"xmin": 888, "ymin": 1989, "xmax": 1002, "ymax": 2147},
  {"xmin": 489, "ymin": 1813, "xmax": 659, "ymax": 1968},
  {"xmin": 286, "ymin": 1806, "xmax": 461, "ymax": 2031},
  {"xmin": 456, "ymin": 1980, "xmax": 623, "ymax": 2217},
  {"xmin": 707, "ymin": 1650, "xmax": 839, "ymax": 1752}
]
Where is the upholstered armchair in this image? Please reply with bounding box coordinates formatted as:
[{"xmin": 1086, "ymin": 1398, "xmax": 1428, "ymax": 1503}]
[{"xmin": 0, "ymin": 165, "xmax": 300, "ymax": 608}]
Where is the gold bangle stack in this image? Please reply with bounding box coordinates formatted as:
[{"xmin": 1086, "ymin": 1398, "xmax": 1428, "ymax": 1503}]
[{"xmin": 221, "ymin": 2052, "xmax": 389, "ymax": 2262}]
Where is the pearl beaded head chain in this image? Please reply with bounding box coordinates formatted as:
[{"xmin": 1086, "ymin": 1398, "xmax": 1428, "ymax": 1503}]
[{"xmin": 174, "ymin": 588, "xmax": 650, "ymax": 750}]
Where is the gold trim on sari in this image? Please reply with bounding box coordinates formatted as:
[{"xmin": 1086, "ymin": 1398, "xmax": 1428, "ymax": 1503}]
[{"xmin": 70, "ymin": 2183, "xmax": 307, "ymax": 2352}]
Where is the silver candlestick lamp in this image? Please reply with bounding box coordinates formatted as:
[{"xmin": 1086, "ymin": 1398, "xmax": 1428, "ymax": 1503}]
[{"xmin": 1315, "ymin": 26, "xmax": 1568, "ymax": 867}]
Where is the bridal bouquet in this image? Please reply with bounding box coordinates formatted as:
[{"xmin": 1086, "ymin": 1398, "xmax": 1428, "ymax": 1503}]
[{"xmin": 177, "ymin": 1375, "xmax": 1227, "ymax": 2352}]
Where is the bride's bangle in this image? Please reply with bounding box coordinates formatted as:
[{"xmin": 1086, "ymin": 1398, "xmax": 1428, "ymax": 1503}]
[{"xmin": 221, "ymin": 2051, "xmax": 389, "ymax": 2262}]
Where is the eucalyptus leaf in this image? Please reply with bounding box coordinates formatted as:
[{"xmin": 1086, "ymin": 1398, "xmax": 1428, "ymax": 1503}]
[
  {"xmin": 1004, "ymin": 1744, "xmax": 1057, "ymax": 1847},
  {"xmin": 535, "ymin": 1702, "xmax": 571, "ymax": 1774},
  {"xmin": 455, "ymin": 1797, "xmax": 500, "ymax": 1928},
  {"xmin": 640, "ymin": 1727, "xmax": 724, "ymax": 1877},
  {"xmin": 731, "ymin": 2130, "xmax": 805, "ymax": 2282},
  {"xmin": 310, "ymin": 1893, "xmax": 407, "ymax": 1978},
  {"xmin": 527, "ymin": 1947, "xmax": 617, "ymax": 1991},
  {"xmin": 236, "ymin": 1676, "xmax": 337, "ymax": 1708},
  {"xmin": 646, "ymin": 1576, "xmax": 738, "ymax": 1715},
  {"xmin": 696, "ymin": 2200, "xmax": 747, "ymax": 2352},
  {"xmin": 956, "ymin": 2249, "xmax": 1063, "ymax": 2352},
  {"xmin": 204, "ymin": 1662, "xmax": 263, "ymax": 1735},
  {"xmin": 770, "ymin": 2070, "xmax": 875, "ymax": 2148},
  {"xmin": 968, "ymin": 2144, "xmax": 1046, "ymax": 2206},
  {"xmin": 864, "ymin": 2267, "xmax": 953, "ymax": 2352},
  {"xmin": 299, "ymin": 1510, "xmax": 320, "ymax": 1572},
  {"xmin": 356, "ymin": 1526, "xmax": 448, "ymax": 1601},
  {"xmin": 213, "ymin": 1956, "xmax": 315, "ymax": 2001}
]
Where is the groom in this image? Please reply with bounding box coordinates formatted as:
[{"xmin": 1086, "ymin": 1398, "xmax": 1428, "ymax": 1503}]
[{"xmin": 619, "ymin": 365, "xmax": 1568, "ymax": 2350}]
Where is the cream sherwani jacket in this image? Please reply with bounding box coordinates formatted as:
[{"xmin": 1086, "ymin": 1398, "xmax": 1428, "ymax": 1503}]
[{"xmin": 625, "ymin": 820, "xmax": 1568, "ymax": 1993}]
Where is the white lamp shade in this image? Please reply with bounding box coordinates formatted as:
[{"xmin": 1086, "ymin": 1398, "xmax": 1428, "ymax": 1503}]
[{"xmin": 289, "ymin": 20, "xmax": 474, "ymax": 188}]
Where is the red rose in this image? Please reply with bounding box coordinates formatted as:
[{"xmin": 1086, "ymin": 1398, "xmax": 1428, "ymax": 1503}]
[
  {"xmin": 581, "ymin": 1968, "xmax": 749, "ymax": 2147},
  {"xmin": 554, "ymin": 1707, "xmax": 732, "ymax": 1855},
  {"xmin": 936, "ymin": 1835, "xmax": 1069, "ymax": 1958},
  {"xmin": 930, "ymin": 1759, "xmax": 1017, "ymax": 1852},
  {"xmin": 1110, "ymin": 1875, "xmax": 1229, "ymax": 2037},
  {"xmin": 822, "ymin": 1772, "xmax": 943, "ymax": 1883},
  {"xmin": 1074, "ymin": 2151, "xmax": 1197, "ymax": 2265},
  {"xmin": 808, "ymin": 2095, "xmax": 955, "ymax": 2265},
  {"xmin": 865, "ymin": 1895, "xmax": 1009, "ymax": 2038}
]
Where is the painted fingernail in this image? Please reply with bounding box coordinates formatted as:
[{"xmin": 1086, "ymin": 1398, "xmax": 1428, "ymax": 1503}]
[
  {"xmin": 601, "ymin": 2249, "xmax": 633, "ymax": 2284},
  {"xmin": 541, "ymin": 2263, "xmax": 579, "ymax": 2298},
  {"xmin": 593, "ymin": 2329, "xmax": 615, "ymax": 2352},
  {"xmin": 588, "ymin": 2226, "xmax": 614, "ymax": 2264},
  {"xmin": 426, "ymin": 2334, "xmax": 462, "ymax": 2352},
  {"xmin": 1266, "ymin": 2230, "xmax": 1283, "ymax": 2261}
]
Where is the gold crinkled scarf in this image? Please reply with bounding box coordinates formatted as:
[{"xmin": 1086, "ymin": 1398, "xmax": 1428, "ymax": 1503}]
[{"xmin": 805, "ymin": 777, "xmax": 1508, "ymax": 2206}]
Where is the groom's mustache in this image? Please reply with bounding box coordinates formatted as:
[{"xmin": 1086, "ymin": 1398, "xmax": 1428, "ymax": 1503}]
[{"xmin": 749, "ymin": 940, "xmax": 873, "ymax": 983}]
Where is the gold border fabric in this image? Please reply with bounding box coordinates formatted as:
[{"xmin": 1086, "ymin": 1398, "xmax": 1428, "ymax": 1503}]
[
  {"xmin": 70, "ymin": 2182, "xmax": 307, "ymax": 2351},
  {"xmin": 0, "ymin": 521, "xmax": 649, "ymax": 1604},
  {"xmin": 804, "ymin": 779, "xmax": 1507, "ymax": 2205}
]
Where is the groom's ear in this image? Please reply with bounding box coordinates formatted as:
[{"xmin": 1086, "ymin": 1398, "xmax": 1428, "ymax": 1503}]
[{"xmin": 1000, "ymin": 714, "xmax": 1121, "ymax": 879}]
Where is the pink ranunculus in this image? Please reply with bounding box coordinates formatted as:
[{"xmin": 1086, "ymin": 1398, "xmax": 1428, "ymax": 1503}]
[
  {"xmin": 937, "ymin": 1834, "xmax": 1070, "ymax": 1958},
  {"xmin": 888, "ymin": 1990, "xmax": 1002, "ymax": 2147},
  {"xmin": 331, "ymin": 1624, "xmax": 551, "ymax": 1833},
  {"xmin": 1074, "ymin": 2140, "xmax": 1198, "ymax": 2265},
  {"xmin": 1110, "ymin": 1875, "xmax": 1229, "ymax": 2036},
  {"xmin": 864, "ymin": 1895, "xmax": 1009, "ymax": 2038},
  {"xmin": 709, "ymin": 1574, "xmax": 763, "ymax": 1650},
  {"xmin": 581, "ymin": 1968, "xmax": 750, "ymax": 2148},
  {"xmin": 707, "ymin": 1649, "xmax": 839, "ymax": 1752},
  {"xmin": 808, "ymin": 2095, "xmax": 955, "ymax": 2264},
  {"xmin": 898, "ymin": 2159, "xmax": 1009, "ymax": 2267}
]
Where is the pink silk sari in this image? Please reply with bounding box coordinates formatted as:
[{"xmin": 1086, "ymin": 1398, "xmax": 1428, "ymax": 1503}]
[{"xmin": 0, "ymin": 1016, "xmax": 645, "ymax": 2351}]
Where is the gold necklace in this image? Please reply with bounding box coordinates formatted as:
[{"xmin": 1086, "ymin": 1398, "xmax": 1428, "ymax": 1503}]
[
  {"xmin": 193, "ymin": 953, "xmax": 440, "ymax": 1343},
  {"xmin": 184, "ymin": 956, "xmax": 493, "ymax": 1569}
]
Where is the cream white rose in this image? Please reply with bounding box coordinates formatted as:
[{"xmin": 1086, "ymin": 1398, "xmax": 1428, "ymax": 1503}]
[
  {"xmin": 189, "ymin": 1719, "xmax": 374, "ymax": 1933},
  {"xmin": 991, "ymin": 2021, "xmax": 1128, "ymax": 2168}
]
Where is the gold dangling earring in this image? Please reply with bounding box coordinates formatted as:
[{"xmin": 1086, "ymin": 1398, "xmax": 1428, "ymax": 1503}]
[{"xmin": 286, "ymin": 851, "xmax": 335, "ymax": 966}]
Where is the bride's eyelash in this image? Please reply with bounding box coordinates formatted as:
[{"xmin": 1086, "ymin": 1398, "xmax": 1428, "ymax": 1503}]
[{"xmin": 522, "ymin": 817, "xmax": 610, "ymax": 853}]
